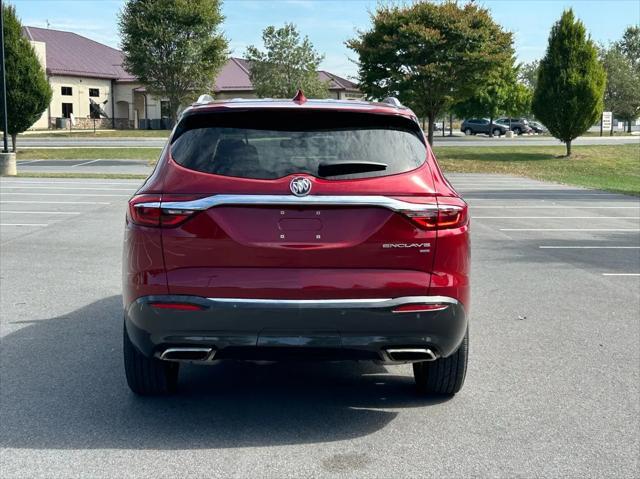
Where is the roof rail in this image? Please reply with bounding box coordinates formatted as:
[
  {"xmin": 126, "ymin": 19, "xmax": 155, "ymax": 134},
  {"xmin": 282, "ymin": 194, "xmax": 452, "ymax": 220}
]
[
  {"xmin": 196, "ymin": 94, "xmax": 214, "ymax": 104},
  {"xmin": 382, "ymin": 97, "xmax": 403, "ymax": 108}
]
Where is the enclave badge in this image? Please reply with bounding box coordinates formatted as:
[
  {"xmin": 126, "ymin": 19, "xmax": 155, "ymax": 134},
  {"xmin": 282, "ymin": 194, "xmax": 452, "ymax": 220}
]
[{"xmin": 290, "ymin": 177, "xmax": 312, "ymax": 197}]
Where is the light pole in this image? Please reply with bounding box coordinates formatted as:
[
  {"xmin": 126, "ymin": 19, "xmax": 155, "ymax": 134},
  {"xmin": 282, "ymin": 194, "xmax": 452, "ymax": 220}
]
[
  {"xmin": 0, "ymin": 1, "xmax": 16, "ymax": 176},
  {"xmin": 0, "ymin": 1, "xmax": 8, "ymax": 153}
]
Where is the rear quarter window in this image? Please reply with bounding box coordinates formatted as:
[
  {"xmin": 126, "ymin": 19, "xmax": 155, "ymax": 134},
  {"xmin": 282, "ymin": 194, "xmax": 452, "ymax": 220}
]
[{"xmin": 170, "ymin": 109, "xmax": 426, "ymax": 180}]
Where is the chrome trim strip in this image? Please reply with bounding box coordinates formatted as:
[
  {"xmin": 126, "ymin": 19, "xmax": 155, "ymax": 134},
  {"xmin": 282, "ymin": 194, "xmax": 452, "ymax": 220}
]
[
  {"xmin": 159, "ymin": 347, "xmax": 214, "ymax": 361},
  {"xmin": 204, "ymin": 296, "xmax": 459, "ymax": 309},
  {"xmin": 385, "ymin": 348, "xmax": 437, "ymax": 361},
  {"xmin": 136, "ymin": 195, "xmax": 451, "ymax": 213}
]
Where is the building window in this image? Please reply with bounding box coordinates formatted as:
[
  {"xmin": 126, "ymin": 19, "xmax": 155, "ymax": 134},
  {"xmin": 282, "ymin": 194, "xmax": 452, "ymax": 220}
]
[
  {"xmin": 160, "ymin": 100, "xmax": 171, "ymax": 118},
  {"xmin": 62, "ymin": 103, "xmax": 73, "ymax": 118},
  {"xmin": 61, "ymin": 86, "xmax": 72, "ymax": 96},
  {"xmin": 89, "ymin": 88, "xmax": 99, "ymax": 97}
]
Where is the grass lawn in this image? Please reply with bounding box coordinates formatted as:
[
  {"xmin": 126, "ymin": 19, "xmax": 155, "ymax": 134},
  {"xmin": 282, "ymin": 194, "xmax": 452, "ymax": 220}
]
[
  {"xmin": 17, "ymin": 148, "xmax": 162, "ymax": 161},
  {"xmin": 19, "ymin": 129, "xmax": 170, "ymax": 138},
  {"xmin": 434, "ymin": 143, "xmax": 640, "ymax": 196}
]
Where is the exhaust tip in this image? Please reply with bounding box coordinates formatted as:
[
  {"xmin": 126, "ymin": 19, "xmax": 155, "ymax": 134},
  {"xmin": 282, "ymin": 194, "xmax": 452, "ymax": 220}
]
[
  {"xmin": 385, "ymin": 348, "xmax": 437, "ymax": 362},
  {"xmin": 160, "ymin": 347, "xmax": 215, "ymax": 362}
]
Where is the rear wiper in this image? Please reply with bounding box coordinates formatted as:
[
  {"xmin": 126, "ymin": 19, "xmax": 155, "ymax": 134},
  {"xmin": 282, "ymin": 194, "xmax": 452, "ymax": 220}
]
[{"xmin": 318, "ymin": 161, "xmax": 387, "ymax": 177}]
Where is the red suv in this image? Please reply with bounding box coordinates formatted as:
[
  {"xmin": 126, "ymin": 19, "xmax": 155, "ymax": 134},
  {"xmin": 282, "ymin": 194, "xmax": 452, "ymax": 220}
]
[{"xmin": 123, "ymin": 93, "xmax": 470, "ymax": 396}]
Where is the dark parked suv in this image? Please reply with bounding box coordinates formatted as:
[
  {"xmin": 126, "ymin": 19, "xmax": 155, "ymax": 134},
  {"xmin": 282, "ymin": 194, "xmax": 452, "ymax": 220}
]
[
  {"xmin": 123, "ymin": 93, "xmax": 470, "ymax": 396},
  {"xmin": 496, "ymin": 118, "xmax": 533, "ymax": 135},
  {"xmin": 460, "ymin": 118, "xmax": 507, "ymax": 136}
]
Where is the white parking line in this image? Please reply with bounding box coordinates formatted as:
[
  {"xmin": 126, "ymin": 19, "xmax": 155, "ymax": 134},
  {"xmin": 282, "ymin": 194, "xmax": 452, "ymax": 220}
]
[
  {"xmin": 471, "ymin": 206, "xmax": 640, "ymax": 209},
  {"xmin": 0, "ymin": 200, "xmax": 110, "ymax": 204},
  {"xmin": 18, "ymin": 146, "xmax": 158, "ymax": 149},
  {"xmin": 466, "ymin": 198, "xmax": 635, "ymax": 201},
  {"xmin": 0, "ymin": 180, "xmax": 139, "ymax": 186},
  {"xmin": 0, "ymin": 193, "xmax": 130, "ymax": 197},
  {"xmin": 539, "ymin": 246, "xmax": 640, "ymax": 249},
  {"xmin": 0, "ymin": 223, "xmax": 48, "ymax": 227},
  {"xmin": 465, "ymin": 193, "xmax": 628, "ymax": 196},
  {"xmin": 0, "ymin": 186, "xmax": 135, "ymax": 191},
  {"xmin": 71, "ymin": 159, "xmax": 102, "ymax": 167},
  {"xmin": 0, "ymin": 211, "xmax": 81, "ymax": 215},
  {"xmin": 458, "ymin": 187, "xmax": 584, "ymax": 190},
  {"xmin": 602, "ymin": 273, "xmax": 640, "ymax": 276},
  {"xmin": 475, "ymin": 216, "xmax": 640, "ymax": 219},
  {"xmin": 15, "ymin": 160, "xmax": 43, "ymax": 165},
  {"xmin": 502, "ymin": 228, "xmax": 640, "ymax": 232}
]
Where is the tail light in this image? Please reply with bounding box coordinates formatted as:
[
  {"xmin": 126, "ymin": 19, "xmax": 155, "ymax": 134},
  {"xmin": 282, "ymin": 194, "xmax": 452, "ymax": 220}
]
[
  {"xmin": 400, "ymin": 203, "xmax": 468, "ymax": 230},
  {"xmin": 128, "ymin": 194, "xmax": 197, "ymax": 227}
]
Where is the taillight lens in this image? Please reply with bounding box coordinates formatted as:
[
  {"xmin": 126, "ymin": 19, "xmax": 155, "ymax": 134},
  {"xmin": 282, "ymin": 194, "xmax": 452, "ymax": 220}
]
[
  {"xmin": 437, "ymin": 206, "xmax": 467, "ymax": 228},
  {"xmin": 128, "ymin": 194, "xmax": 197, "ymax": 227},
  {"xmin": 403, "ymin": 210, "xmax": 438, "ymax": 229}
]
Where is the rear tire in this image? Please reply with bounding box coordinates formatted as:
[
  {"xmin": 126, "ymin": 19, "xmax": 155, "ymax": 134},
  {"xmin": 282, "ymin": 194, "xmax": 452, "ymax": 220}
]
[
  {"xmin": 413, "ymin": 329, "xmax": 468, "ymax": 395},
  {"xmin": 464, "ymin": 128, "xmax": 472, "ymax": 136},
  {"xmin": 492, "ymin": 128, "xmax": 502, "ymax": 137},
  {"xmin": 123, "ymin": 323, "xmax": 179, "ymax": 395},
  {"xmin": 513, "ymin": 127, "xmax": 522, "ymax": 135}
]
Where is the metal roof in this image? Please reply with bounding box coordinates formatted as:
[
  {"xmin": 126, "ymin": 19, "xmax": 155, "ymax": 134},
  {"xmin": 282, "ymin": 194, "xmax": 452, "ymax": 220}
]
[{"xmin": 22, "ymin": 26, "xmax": 135, "ymax": 80}]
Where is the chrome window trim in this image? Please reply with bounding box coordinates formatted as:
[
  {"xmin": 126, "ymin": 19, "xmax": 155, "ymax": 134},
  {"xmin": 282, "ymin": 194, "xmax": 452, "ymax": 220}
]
[
  {"xmin": 204, "ymin": 296, "xmax": 458, "ymax": 309},
  {"xmin": 135, "ymin": 194, "xmax": 459, "ymax": 213}
]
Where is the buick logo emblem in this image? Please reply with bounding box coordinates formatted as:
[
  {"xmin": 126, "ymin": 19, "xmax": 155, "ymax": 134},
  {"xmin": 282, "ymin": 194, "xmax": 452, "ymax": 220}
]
[{"xmin": 290, "ymin": 177, "xmax": 312, "ymax": 197}]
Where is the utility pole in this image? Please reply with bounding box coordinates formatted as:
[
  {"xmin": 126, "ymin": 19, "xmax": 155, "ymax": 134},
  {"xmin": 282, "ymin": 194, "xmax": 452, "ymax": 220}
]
[
  {"xmin": 0, "ymin": 1, "xmax": 15, "ymax": 175},
  {"xmin": 1, "ymin": 1, "xmax": 9, "ymax": 153}
]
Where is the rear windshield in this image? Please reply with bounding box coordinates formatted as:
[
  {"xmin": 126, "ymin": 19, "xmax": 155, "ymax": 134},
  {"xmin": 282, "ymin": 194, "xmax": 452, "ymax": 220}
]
[{"xmin": 170, "ymin": 109, "xmax": 426, "ymax": 180}]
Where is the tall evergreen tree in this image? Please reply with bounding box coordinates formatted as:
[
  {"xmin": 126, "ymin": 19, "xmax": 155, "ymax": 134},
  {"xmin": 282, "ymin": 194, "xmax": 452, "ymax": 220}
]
[
  {"xmin": 119, "ymin": 0, "xmax": 228, "ymax": 121},
  {"xmin": 532, "ymin": 9, "xmax": 605, "ymax": 156},
  {"xmin": 1, "ymin": 4, "xmax": 51, "ymax": 151}
]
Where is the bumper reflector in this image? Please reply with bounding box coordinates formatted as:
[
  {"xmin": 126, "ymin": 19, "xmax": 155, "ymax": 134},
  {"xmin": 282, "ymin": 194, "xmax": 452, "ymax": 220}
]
[
  {"xmin": 150, "ymin": 302, "xmax": 205, "ymax": 311},
  {"xmin": 392, "ymin": 303, "xmax": 449, "ymax": 313}
]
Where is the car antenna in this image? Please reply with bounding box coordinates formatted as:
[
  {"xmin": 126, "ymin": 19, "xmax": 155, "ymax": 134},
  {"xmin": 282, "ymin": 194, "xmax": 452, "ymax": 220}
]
[{"xmin": 293, "ymin": 89, "xmax": 307, "ymax": 104}]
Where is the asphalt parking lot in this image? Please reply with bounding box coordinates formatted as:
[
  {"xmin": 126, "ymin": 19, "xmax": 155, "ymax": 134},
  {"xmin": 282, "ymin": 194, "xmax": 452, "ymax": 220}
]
[
  {"xmin": 1, "ymin": 175, "xmax": 638, "ymax": 478},
  {"xmin": 16, "ymin": 158, "xmax": 153, "ymax": 175}
]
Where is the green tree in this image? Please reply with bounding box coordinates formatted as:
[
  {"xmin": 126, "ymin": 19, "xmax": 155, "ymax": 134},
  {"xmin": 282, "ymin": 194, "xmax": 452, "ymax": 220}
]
[
  {"xmin": 505, "ymin": 82, "xmax": 533, "ymax": 119},
  {"xmin": 245, "ymin": 24, "xmax": 329, "ymax": 99},
  {"xmin": 532, "ymin": 9, "xmax": 605, "ymax": 156},
  {"xmin": 616, "ymin": 25, "xmax": 640, "ymax": 71},
  {"xmin": 452, "ymin": 67, "xmax": 512, "ymax": 134},
  {"xmin": 453, "ymin": 64, "xmax": 531, "ymax": 132},
  {"xmin": 1, "ymin": 4, "xmax": 51, "ymax": 151},
  {"xmin": 601, "ymin": 47, "xmax": 640, "ymax": 133},
  {"xmin": 119, "ymin": 0, "xmax": 228, "ymax": 121},
  {"xmin": 347, "ymin": 1, "xmax": 513, "ymax": 145},
  {"xmin": 519, "ymin": 60, "xmax": 540, "ymax": 90}
]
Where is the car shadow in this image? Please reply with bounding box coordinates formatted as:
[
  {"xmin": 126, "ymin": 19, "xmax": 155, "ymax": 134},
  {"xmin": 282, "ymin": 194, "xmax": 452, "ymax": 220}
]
[{"xmin": 0, "ymin": 296, "xmax": 450, "ymax": 451}]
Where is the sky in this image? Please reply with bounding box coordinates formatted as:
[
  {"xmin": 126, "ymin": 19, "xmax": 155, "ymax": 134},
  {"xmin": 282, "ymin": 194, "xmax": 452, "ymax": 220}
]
[{"xmin": 11, "ymin": 0, "xmax": 640, "ymax": 79}]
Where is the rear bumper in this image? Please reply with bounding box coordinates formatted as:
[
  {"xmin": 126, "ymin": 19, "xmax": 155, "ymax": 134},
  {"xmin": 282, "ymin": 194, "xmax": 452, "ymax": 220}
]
[{"xmin": 124, "ymin": 295, "xmax": 468, "ymax": 362}]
